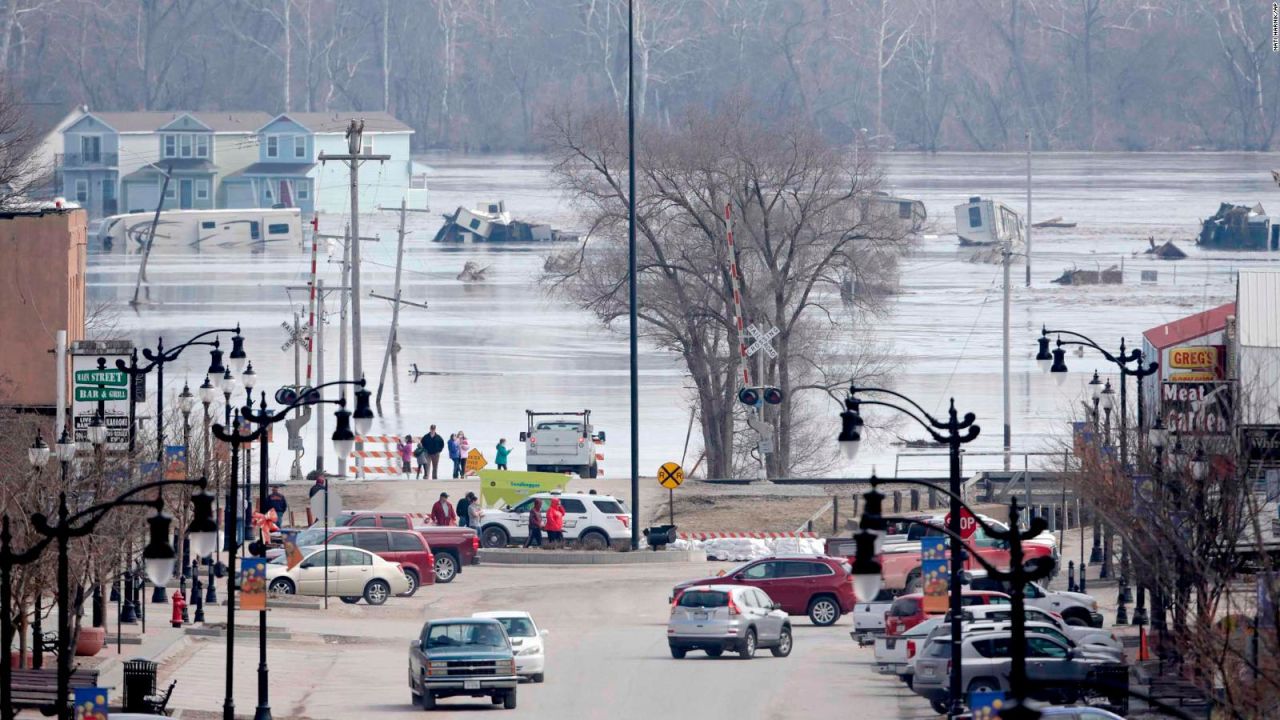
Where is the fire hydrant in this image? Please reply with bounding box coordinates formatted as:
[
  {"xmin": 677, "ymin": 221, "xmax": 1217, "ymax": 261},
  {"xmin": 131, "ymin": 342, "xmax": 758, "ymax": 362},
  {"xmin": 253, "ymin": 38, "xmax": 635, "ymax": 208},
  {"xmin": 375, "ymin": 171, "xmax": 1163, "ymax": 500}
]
[{"xmin": 170, "ymin": 589, "xmax": 186, "ymax": 628}]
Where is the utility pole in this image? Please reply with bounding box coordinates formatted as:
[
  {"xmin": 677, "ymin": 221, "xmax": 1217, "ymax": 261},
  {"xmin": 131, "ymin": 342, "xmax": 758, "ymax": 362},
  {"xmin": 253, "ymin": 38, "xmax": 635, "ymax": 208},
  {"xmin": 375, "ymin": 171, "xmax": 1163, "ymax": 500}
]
[
  {"xmin": 315, "ymin": 280, "xmax": 327, "ymax": 474},
  {"xmin": 375, "ymin": 199, "xmax": 430, "ymax": 407},
  {"xmin": 1025, "ymin": 130, "xmax": 1032, "ymax": 287},
  {"xmin": 319, "ymin": 120, "xmax": 389, "ymax": 479},
  {"xmin": 131, "ymin": 166, "xmax": 172, "ymax": 306},
  {"xmin": 1003, "ymin": 237, "xmax": 1012, "ymax": 471}
]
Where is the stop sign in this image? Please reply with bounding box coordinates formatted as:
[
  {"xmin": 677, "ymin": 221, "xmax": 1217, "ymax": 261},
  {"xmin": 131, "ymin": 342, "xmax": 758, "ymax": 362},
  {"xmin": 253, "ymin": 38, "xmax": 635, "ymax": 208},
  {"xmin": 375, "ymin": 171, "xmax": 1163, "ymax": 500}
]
[{"xmin": 946, "ymin": 507, "xmax": 978, "ymax": 540}]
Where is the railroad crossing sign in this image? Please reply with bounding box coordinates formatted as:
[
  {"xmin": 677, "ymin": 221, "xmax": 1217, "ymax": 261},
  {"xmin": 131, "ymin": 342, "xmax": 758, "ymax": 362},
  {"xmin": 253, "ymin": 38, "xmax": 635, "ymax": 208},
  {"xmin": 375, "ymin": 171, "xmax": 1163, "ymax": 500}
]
[
  {"xmin": 745, "ymin": 324, "xmax": 779, "ymax": 359},
  {"xmin": 946, "ymin": 507, "xmax": 979, "ymax": 540},
  {"xmin": 658, "ymin": 462, "xmax": 685, "ymax": 490},
  {"xmin": 465, "ymin": 448, "xmax": 488, "ymax": 475}
]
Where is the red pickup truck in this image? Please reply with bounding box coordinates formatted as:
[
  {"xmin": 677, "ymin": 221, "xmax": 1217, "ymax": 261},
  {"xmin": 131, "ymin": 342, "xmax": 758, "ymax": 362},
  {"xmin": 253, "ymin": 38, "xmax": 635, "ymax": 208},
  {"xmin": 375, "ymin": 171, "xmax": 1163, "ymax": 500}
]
[
  {"xmin": 321, "ymin": 511, "xmax": 480, "ymax": 583},
  {"xmin": 876, "ymin": 520, "xmax": 1056, "ymax": 593}
]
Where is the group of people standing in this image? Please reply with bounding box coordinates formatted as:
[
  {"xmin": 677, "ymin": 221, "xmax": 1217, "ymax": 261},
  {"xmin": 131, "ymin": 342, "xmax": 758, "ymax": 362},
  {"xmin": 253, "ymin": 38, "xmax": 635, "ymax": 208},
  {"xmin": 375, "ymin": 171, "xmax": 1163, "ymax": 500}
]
[
  {"xmin": 521, "ymin": 497, "xmax": 565, "ymax": 548},
  {"xmin": 396, "ymin": 426, "xmax": 511, "ymax": 479},
  {"xmin": 430, "ymin": 491, "xmax": 483, "ymax": 528}
]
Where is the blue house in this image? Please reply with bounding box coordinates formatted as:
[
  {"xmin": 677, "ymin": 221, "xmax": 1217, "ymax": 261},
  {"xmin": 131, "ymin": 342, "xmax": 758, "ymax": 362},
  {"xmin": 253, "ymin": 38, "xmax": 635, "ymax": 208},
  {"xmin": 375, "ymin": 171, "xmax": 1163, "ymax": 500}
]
[
  {"xmin": 59, "ymin": 113, "xmax": 122, "ymax": 218},
  {"xmin": 222, "ymin": 112, "xmax": 415, "ymax": 215}
]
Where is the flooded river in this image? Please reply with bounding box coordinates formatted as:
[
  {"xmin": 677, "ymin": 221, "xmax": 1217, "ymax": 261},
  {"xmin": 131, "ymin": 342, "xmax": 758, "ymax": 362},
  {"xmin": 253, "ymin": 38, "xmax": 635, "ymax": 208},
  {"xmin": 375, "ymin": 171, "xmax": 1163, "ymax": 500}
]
[{"xmin": 87, "ymin": 151, "xmax": 1280, "ymax": 481}]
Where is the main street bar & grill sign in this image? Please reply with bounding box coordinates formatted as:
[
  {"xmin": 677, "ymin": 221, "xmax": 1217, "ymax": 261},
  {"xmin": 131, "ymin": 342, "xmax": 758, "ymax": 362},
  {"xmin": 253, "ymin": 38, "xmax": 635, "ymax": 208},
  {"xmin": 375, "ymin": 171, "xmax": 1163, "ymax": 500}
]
[{"xmin": 1161, "ymin": 381, "xmax": 1233, "ymax": 436}]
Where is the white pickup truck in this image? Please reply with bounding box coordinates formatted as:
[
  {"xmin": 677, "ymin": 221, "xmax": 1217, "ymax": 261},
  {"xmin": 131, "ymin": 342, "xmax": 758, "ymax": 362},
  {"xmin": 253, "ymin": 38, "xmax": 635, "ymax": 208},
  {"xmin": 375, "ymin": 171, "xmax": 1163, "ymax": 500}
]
[
  {"xmin": 851, "ymin": 589, "xmax": 896, "ymax": 643},
  {"xmin": 872, "ymin": 616, "xmax": 943, "ymax": 683},
  {"xmin": 519, "ymin": 410, "xmax": 603, "ymax": 478}
]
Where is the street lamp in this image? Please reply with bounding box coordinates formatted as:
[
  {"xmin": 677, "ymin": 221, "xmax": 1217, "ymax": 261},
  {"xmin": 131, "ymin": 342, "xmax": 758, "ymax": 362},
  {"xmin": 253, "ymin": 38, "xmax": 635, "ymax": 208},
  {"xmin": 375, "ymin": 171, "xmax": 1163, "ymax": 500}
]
[
  {"xmin": 29, "ymin": 432, "xmax": 50, "ymax": 468},
  {"xmin": 836, "ymin": 384, "xmax": 979, "ymax": 718},
  {"xmin": 55, "ymin": 429, "xmax": 76, "ymax": 466},
  {"xmin": 3, "ymin": 472, "xmax": 212, "ymax": 720},
  {"xmin": 242, "ymin": 362, "xmax": 257, "ymax": 392},
  {"xmin": 87, "ymin": 413, "xmax": 108, "ymax": 448},
  {"xmin": 117, "ymin": 325, "xmax": 245, "ymax": 459},
  {"xmin": 1191, "ymin": 446, "xmax": 1208, "ymax": 481},
  {"xmin": 239, "ymin": 378, "xmax": 368, "ymax": 720}
]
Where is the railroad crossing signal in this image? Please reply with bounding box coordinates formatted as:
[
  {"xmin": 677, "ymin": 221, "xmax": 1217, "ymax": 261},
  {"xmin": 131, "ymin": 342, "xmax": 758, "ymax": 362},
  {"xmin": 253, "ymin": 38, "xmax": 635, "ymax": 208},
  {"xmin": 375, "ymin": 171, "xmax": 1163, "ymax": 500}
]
[
  {"xmin": 658, "ymin": 462, "xmax": 684, "ymax": 490},
  {"xmin": 745, "ymin": 324, "xmax": 779, "ymax": 359}
]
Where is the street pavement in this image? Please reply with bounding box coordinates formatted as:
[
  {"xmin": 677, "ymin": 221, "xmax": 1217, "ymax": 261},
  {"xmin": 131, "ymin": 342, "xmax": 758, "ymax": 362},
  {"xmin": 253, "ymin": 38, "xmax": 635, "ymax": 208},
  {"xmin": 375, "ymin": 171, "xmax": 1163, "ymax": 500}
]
[{"xmin": 157, "ymin": 560, "xmax": 937, "ymax": 719}]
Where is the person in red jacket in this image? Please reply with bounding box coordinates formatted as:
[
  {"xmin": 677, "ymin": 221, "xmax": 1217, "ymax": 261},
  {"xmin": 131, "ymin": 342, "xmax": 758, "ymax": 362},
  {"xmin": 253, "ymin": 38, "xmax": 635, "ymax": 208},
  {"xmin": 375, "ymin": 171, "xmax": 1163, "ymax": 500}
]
[
  {"xmin": 523, "ymin": 498, "xmax": 544, "ymax": 548},
  {"xmin": 430, "ymin": 492, "xmax": 456, "ymax": 526},
  {"xmin": 545, "ymin": 497, "xmax": 566, "ymax": 547}
]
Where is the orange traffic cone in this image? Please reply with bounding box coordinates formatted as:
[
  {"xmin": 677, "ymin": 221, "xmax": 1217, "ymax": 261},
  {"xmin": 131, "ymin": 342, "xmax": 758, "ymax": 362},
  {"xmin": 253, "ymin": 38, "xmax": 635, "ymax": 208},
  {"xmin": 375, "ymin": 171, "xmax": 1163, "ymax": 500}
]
[{"xmin": 1138, "ymin": 626, "xmax": 1149, "ymax": 661}]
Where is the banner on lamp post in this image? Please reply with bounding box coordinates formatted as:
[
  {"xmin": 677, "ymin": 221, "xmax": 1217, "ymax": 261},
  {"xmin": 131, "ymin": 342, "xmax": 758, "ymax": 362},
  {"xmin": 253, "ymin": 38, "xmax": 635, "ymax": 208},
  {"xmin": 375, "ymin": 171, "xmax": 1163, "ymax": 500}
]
[
  {"xmin": 921, "ymin": 536, "xmax": 949, "ymax": 614},
  {"xmin": 73, "ymin": 686, "xmax": 109, "ymax": 720},
  {"xmin": 240, "ymin": 557, "xmax": 267, "ymax": 611}
]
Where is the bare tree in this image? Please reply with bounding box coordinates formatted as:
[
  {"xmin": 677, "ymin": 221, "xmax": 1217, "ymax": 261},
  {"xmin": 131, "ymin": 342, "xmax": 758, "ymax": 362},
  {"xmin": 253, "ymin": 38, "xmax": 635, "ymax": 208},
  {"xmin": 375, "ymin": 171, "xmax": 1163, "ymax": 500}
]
[{"xmin": 543, "ymin": 101, "xmax": 914, "ymax": 478}]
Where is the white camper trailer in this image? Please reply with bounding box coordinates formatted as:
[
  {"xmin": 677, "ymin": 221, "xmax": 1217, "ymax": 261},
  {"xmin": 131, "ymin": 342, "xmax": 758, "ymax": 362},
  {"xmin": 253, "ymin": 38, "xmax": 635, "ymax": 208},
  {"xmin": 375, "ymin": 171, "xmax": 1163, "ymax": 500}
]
[{"xmin": 954, "ymin": 196, "xmax": 1024, "ymax": 247}]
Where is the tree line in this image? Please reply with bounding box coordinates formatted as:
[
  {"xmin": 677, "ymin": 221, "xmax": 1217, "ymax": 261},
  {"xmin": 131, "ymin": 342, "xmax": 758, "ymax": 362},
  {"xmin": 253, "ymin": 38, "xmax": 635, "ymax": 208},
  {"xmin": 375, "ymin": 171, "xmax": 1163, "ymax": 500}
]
[{"xmin": 1, "ymin": 0, "xmax": 1275, "ymax": 152}]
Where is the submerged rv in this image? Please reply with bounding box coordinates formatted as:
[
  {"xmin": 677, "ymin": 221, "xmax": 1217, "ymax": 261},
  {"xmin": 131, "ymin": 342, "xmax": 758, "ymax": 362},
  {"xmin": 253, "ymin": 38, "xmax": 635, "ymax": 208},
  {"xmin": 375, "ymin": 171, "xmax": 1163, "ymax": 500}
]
[
  {"xmin": 954, "ymin": 196, "xmax": 1024, "ymax": 247},
  {"xmin": 432, "ymin": 201, "xmax": 579, "ymax": 243},
  {"xmin": 94, "ymin": 208, "xmax": 306, "ymax": 250}
]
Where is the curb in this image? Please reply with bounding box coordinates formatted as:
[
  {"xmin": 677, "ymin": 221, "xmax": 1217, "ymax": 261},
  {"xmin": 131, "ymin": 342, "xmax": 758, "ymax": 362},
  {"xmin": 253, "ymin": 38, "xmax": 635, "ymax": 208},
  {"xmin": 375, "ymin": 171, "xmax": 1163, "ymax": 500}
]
[{"xmin": 478, "ymin": 548, "xmax": 707, "ymax": 565}]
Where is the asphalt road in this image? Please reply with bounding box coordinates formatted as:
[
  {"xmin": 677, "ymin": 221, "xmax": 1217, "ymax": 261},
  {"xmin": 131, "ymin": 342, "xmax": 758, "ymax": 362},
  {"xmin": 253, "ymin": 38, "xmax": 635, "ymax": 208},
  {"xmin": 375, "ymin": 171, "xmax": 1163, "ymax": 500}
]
[{"xmin": 162, "ymin": 560, "xmax": 937, "ymax": 719}]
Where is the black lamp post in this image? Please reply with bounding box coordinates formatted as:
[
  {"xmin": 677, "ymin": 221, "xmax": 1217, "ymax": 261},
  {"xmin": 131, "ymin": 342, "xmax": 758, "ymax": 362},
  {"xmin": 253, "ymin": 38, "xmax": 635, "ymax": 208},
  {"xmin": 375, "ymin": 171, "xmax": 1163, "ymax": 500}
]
[
  {"xmin": 852, "ymin": 480, "xmax": 1054, "ymax": 720},
  {"xmin": 237, "ymin": 377, "xmax": 370, "ymax": 720},
  {"xmin": 1, "ymin": 436, "xmax": 214, "ymax": 720},
  {"xmin": 200, "ymin": 374, "xmax": 226, "ymax": 583},
  {"xmin": 837, "ymin": 385, "xmax": 979, "ymax": 718},
  {"xmin": 1037, "ymin": 327, "xmax": 1158, "ymax": 619},
  {"xmin": 117, "ymin": 326, "xmax": 245, "ymax": 459},
  {"xmin": 212, "ymin": 393, "xmax": 356, "ymax": 720}
]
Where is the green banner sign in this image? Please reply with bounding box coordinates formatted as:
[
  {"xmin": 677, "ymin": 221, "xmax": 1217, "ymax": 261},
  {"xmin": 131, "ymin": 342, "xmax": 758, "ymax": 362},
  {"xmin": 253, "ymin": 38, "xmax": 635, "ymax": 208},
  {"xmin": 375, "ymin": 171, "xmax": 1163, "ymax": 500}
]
[
  {"xmin": 73, "ymin": 369, "xmax": 127, "ymax": 387},
  {"xmin": 75, "ymin": 387, "xmax": 128, "ymax": 402}
]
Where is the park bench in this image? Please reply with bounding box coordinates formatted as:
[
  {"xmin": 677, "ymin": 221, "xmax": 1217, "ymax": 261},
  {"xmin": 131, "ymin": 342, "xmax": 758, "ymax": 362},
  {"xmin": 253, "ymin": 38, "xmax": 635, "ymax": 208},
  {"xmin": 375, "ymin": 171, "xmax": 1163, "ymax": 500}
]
[{"xmin": 9, "ymin": 667, "xmax": 101, "ymax": 710}]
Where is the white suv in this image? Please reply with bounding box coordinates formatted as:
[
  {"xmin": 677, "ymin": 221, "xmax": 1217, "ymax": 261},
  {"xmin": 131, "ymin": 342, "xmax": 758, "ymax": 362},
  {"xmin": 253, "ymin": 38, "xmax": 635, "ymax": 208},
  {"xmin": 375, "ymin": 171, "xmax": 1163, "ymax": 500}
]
[{"xmin": 478, "ymin": 493, "xmax": 631, "ymax": 550}]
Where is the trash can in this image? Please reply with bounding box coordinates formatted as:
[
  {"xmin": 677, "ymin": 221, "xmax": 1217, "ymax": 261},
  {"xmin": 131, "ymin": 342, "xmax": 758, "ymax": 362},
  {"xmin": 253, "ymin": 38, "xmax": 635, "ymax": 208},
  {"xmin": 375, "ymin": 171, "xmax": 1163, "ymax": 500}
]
[
  {"xmin": 122, "ymin": 658, "xmax": 157, "ymax": 712},
  {"xmin": 643, "ymin": 525, "xmax": 677, "ymax": 550}
]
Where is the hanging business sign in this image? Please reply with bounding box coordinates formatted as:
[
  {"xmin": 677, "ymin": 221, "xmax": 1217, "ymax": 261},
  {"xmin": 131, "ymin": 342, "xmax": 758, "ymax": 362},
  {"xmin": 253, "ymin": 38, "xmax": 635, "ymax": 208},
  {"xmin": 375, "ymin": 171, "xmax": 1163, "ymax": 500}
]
[
  {"xmin": 1243, "ymin": 426, "xmax": 1280, "ymax": 468},
  {"xmin": 70, "ymin": 346, "xmax": 133, "ymax": 451},
  {"xmin": 1166, "ymin": 344, "xmax": 1225, "ymax": 382},
  {"xmin": 1160, "ymin": 381, "xmax": 1233, "ymax": 436}
]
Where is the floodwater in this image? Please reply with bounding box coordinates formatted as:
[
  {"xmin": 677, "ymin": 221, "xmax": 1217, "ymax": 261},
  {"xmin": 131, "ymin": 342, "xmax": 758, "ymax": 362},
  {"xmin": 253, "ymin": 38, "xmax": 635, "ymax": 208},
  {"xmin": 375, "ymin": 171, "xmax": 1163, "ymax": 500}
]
[{"xmin": 87, "ymin": 151, "xmax": 1280, "ymax": 481}]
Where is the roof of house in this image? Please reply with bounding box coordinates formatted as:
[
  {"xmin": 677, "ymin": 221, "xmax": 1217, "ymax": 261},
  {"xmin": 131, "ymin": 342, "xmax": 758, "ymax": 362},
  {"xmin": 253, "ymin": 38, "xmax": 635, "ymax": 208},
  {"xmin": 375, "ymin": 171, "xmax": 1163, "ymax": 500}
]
[
  {"xmin": 1142, "ymin": 302, "xmax": 1236, "ymax": 351},
  {"xmin": 86, "ymin": 111, "xmax": 273, "ymax": 133},
  {"xmin": 276, "ymin": 111, "xmax": 413, "ymax": 134},
  {"xmin": 227, "ymin": 161, "xmax": 316, "ymax": 178},
  {"xmin": 1237, "ymin": 271, "xmax": 1280, "ymax": 347}
]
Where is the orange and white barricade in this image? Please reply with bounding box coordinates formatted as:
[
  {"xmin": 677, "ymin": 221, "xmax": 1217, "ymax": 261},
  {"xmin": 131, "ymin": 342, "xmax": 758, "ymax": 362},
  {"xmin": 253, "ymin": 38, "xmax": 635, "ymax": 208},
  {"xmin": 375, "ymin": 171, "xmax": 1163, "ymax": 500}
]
[{"xmin": 350, "ymin": 435, "xmax": 407, "ymax": 477}]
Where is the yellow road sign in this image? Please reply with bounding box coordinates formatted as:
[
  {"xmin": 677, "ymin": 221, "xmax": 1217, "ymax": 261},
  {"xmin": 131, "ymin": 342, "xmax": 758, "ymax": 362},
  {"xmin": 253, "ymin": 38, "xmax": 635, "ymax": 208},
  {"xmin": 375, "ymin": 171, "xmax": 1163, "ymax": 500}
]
[
  {"xmin": 658, "ymin": 462, "xmax": 684, "ymax": 489},
  {"xmin": 465, "ymin": 448, "xmax": 488, "ymax": 475}
]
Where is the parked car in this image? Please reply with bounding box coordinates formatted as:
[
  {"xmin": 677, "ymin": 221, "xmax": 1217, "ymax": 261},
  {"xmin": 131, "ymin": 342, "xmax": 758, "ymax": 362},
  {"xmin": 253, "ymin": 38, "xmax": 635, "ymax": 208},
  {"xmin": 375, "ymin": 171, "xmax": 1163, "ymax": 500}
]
[
  {"xmin": 478, "ymin": 493, "xmax": 631, "ymax": 550},
  {"xmin": 303, "ymin": 511, "xmax": 481, "ymax": 582},
  {"xmin": 666, "ymin": 584, "xmax": 792, "ymax": 660},
  {"xmin": 954, "ymin": 707, "xmax": 1127, "ymax": 720},
  {"xmin": 270, "ymin": 527, "xmax": 435, "ymax": 596},
  {"xmin": 873, "ymin": 616, "xmax": 943, "ymax": 682},
  {"xmin": 852, "ymin": 588, "xmax": 897, "ymax": 637},
  {"xmin": 473, "ymin": 611, "xmax": 547, "ymax": 683},
  {"xmin": 265, "ymin": 546, "xmax": 410, "ymax": 605},
  {"xmin": 968, "ymin": 573, "xmax": 1103, "ymax": 627},
  {"xmin": 952, "ymin": 604, "xmax": 1121, "ymax": 654},
  {"xmin": 884, "ymin": 591, "xmax": 1011, "ymax": 636},
  {"xmin": 408, "ymin": 617, "xmax": 520, "ymax": 710},
  {"xmin": 919, "ymin": 620, "xmax": 1124, "ymax": 663},
  {"xmin": 911, "ymin": 631, "xmax": 1126, "ymax": 714},
  {"xmin": 671, "ymin": 555, "xmax": 857, "ymax": 626}
]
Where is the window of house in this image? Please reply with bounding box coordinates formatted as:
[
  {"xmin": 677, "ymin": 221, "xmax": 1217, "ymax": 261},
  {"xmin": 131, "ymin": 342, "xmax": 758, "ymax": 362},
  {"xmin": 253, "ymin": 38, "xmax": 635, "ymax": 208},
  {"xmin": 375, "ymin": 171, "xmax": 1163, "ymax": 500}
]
[
  {"xmin": 80, "ymin": 136, "xmax": 101, "ymax": 162},
  {"xmin": 468, "ymin": 218, "xmax": 481, "ymax": 230},
  {"xmin": 268, "ymin": 223, "xmax": 290, "ymax": 235},
  {"xmin": 74, "ymin": 179, "xmax": 88, "ymax": 203},
  {"xmin": 179, "ymin": 134, "xmax": 192, "ymax": 158},
  {"xmin": 195, "ymin": 135, "xmax": 209, "ymax": 158},
  {"xmin": 195, "ymin": 179, "xmax": 209, "ymax": 200},
  {"xmin": 361, "ymin": 136, "xmax": 373, "ymax": 155},
  {"xmin": 296, "ymin": 180, "xmax": 309, "ymax": 200},
  {"xmin": 164, "ymin": 183, "xmax": 176, "ymax": 200},
  {"xmin": 294, "ymin": 136, "xmax": 306, "ymax": 158},
  {"xmin": 266, "ymin": 136, "xmax": 279, "ymax": 158},
  {"xmin": 164, "ymin": 135, "xmax": 177, "ymax": 158},
  {"xmin": 968, "ymin": 206, "xmax": 983, "ymax": 228}
]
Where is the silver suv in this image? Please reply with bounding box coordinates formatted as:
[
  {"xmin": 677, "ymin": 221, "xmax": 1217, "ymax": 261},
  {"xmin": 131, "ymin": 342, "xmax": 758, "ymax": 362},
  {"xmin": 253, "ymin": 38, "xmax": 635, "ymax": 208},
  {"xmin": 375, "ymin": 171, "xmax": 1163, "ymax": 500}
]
[
  {"xmin": 911, "ymin": 631, "xmax": 1125, "ymax": 713},
  {"xmin": 667, "ymin": 585, "xmax": 793, "ymax": 660}
]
